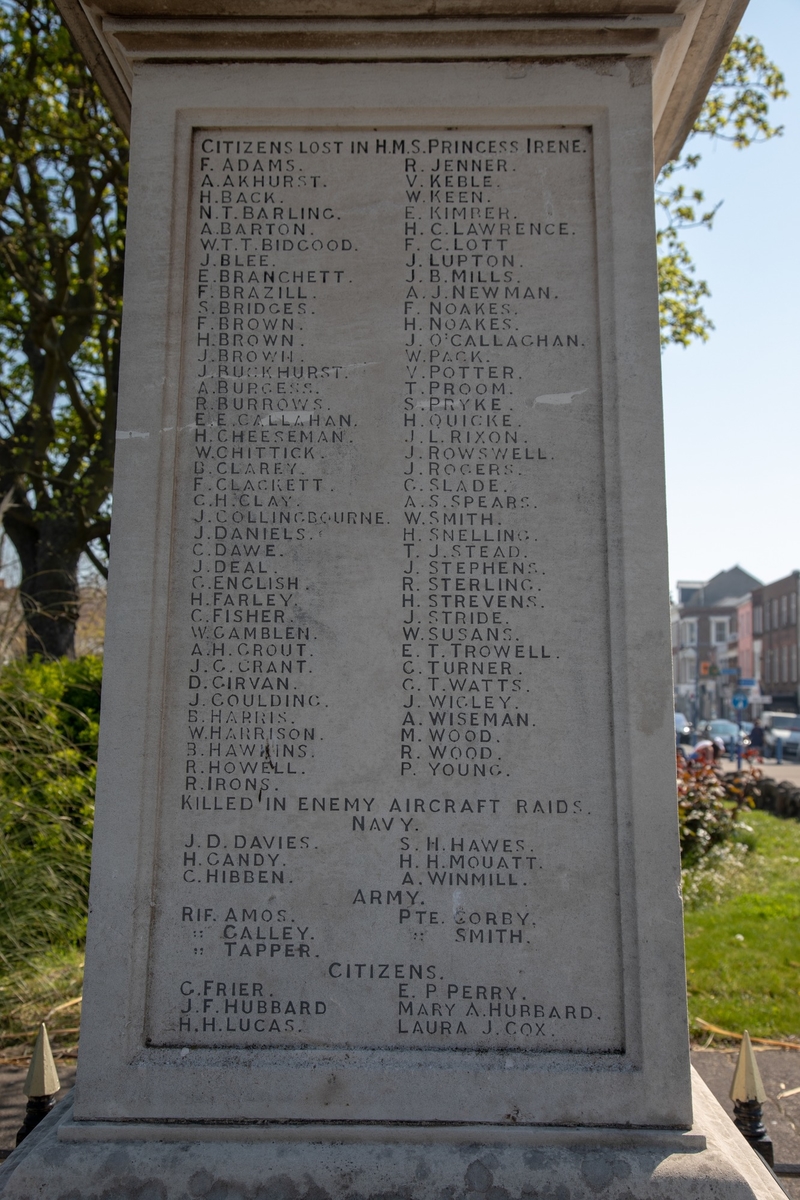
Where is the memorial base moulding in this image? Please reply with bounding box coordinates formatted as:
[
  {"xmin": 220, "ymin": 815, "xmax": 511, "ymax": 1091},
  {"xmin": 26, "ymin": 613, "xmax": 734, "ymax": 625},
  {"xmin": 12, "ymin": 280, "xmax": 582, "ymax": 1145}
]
[{"xmin": 0, "ymin": 1074, "xmax": 787, "ymax": 1200}]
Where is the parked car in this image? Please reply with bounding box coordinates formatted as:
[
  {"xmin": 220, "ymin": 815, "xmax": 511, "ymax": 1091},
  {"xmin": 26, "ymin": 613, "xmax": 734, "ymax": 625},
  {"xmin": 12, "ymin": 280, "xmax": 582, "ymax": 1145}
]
[
  {"xmin": 785, "ymin": 728, "xmax": 800, "ymax": 759},
  {"xmin": 763, "ymin": 712, "xmax": 800, "ymax": 758},
  {"xmin": 674, "ymin": 712, "xmax": 692, "ymax": 744},
  {"xmin": 699, "ymin": 719, "xmax": 748, "ymax": 756}
]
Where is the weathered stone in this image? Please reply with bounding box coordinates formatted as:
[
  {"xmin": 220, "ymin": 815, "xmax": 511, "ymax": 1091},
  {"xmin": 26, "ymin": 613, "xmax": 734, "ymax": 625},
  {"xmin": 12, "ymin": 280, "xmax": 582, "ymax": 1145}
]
[
  {"xmin": 48, "ymin": 51, "xmax": 689, "ymax": 1129},
  {"xmin": 0, "ymin": 3, "xmax": 779, "ymax": 1197},
  {"xmin": 0, "ymin": 1076, "xmax": 787, "ymax": 1200}
]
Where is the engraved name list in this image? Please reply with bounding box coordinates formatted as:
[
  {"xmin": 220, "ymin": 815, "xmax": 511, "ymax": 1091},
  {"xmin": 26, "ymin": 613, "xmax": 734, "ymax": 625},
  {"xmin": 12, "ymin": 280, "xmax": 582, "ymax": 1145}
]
[{"xmin": 144, "ymin": 128, "xmax": 624, "ymax": 1056}]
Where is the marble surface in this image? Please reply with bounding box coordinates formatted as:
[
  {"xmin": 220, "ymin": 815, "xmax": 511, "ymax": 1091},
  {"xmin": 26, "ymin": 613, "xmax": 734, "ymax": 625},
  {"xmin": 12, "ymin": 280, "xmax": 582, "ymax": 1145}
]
[
  {"xmin": 0, "ymin": 1072, "xmax": 788, "ymax": 1200},
  {"xmin": 69, "ymin": 56, "xmax": 691, "ymax": 1128}
]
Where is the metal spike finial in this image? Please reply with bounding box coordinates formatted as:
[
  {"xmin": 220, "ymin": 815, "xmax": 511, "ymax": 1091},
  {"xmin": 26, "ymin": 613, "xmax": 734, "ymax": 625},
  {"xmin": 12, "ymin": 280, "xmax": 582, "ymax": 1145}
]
[
  {"xmin": 16, "ymin": 1024, "xmax": 61, "ymax": 1147},
  {"xmin": 23, "ymin": 1025, "xmax": 60, "ymax": 1100},
  {"xmin": 730, "ymin": 1031, "xmax": 773, "ymax": 1167},
  {"xmin": 730, "ymin": 1031, "xmax": 767, "ymax": 1104}
]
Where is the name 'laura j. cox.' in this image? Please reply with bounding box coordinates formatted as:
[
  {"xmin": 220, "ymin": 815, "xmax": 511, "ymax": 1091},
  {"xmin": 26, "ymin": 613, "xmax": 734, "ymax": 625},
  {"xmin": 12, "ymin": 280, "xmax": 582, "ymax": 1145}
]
[{"xmin": 170, "ymin": 968, "xmax": 599, "ymax": 1042}]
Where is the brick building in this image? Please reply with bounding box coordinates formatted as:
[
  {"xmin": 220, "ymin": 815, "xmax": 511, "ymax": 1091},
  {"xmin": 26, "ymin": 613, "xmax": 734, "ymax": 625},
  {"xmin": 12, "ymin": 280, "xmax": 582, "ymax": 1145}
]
[{"xmin": 752, "ymin": 572, "xmax": 800, "ymax": 713}]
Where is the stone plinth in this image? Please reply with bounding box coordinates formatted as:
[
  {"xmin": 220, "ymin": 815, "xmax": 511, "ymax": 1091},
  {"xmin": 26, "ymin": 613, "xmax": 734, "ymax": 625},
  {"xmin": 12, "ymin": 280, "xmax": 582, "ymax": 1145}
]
[
  {"xmin": 0, "ymin": 2, "xmax": 773, "ymax": 1197},
  {"xmin": 53, "ymin": 52, "xmax": 690, "ymax": 1130},
  {"xmin": 0, "ymin": 1074, "xmax": 786, "ymax": 1200}
]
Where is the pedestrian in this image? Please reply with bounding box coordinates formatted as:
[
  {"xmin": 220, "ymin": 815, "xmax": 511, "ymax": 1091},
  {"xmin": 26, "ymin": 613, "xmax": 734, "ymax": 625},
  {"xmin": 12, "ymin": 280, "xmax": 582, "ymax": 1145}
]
[
  {"xmin": 749, "ymin": 718, "xmax": 764, "ymax": 761},
  {"xmin": 688, "ymin": 739, "xmax": 714, "ymax": 765}
]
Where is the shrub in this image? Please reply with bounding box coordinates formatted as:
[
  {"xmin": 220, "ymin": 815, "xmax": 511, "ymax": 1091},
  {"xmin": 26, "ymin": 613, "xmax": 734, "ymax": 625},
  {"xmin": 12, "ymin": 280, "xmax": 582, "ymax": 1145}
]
[
  {"xmin": 0, "ymin": 656, "xmax": 101, "ymax": 972},
  {"xmin": 677, "ymin": 754, "xmax": 756, "ymax": 868}
]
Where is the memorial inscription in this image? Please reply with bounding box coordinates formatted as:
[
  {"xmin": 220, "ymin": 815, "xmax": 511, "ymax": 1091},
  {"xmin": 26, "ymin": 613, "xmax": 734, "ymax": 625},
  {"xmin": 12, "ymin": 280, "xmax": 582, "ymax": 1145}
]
[{"xmin": 145, "ymin": 128, "xmax": 623, "ymax": 1055}]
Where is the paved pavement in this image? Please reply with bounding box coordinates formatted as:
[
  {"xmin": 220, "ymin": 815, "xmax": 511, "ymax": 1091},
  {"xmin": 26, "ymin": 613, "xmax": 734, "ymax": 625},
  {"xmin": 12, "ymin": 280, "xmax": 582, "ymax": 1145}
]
[
  {"xmin": 0, "ymin": 1066, "xmax": 76, "ymax": 1159},
  {"xmin": 757, "ymin": 759, "xmax": 800, "ymax": 787},
  {"xmin": 711, "ymin": 755, "xmax": 800, "ymax": 787},
  {"xmin": 693, "ymin": 1048, "xmax": 800, "ymax": 1198}
]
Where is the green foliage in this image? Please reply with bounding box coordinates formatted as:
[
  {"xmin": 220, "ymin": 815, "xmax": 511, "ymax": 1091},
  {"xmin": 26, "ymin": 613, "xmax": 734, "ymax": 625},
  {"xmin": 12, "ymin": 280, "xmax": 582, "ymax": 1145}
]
[
  {"xmin": 684, "ymin": 808, "xmax": 800, "ymax": 1039},
  {"xmin": 0, "ymin": 655, "xmax": 100, "ymax": 972},
  {"xmin": 0, "ymin": 0, "xmax": 127, "ymax": 655},
  {"xmin": 657, "ymin": 35, "xmax": 787, "ymax": 348},
  {"xmin": 693, "ymin": 36, "xmax": 788, "ymax": 145},
  {"xmin": 658, "ymin": 239, "xmax": 713, "ymax": 349},
  {"xmin": 677, "ymin": 755, "xmax": 755, "ymax": 867}
]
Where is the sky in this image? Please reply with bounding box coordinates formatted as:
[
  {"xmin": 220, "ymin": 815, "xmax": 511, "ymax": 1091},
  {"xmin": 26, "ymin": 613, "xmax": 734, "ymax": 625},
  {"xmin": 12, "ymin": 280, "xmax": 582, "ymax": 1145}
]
[
  {"xmin": 661, "ymin": 0, "xmax": 800, "ymax": 595},
  {"xmin": 3, "ymin": 5, "xmax": 795, "ymax": 596}
]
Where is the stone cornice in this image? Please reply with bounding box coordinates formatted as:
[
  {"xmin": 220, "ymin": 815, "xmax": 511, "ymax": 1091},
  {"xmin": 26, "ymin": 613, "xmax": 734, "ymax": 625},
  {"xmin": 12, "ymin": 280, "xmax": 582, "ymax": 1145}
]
[{"xmin": 54, "ymin": 0, "xmax": 748, "ymax": 170}]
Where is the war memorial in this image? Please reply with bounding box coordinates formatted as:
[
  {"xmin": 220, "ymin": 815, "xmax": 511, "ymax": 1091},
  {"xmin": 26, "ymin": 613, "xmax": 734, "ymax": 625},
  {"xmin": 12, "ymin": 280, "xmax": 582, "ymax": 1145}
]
[{"xmin": 0, "ymin": 0, "xmax": 785, "ymax": 1196}]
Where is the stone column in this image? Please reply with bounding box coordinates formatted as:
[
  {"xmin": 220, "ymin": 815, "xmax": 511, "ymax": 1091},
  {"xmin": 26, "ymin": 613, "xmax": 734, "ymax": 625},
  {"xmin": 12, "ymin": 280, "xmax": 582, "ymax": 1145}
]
[{"xmin": 0, "ymin": 4, "xmax": 784, "ymax": 1198}]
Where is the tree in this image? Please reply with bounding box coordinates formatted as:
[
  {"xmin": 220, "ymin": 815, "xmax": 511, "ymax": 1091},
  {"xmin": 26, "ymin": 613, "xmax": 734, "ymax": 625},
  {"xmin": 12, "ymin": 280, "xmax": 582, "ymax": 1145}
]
[
  {"xmin": 0, "ymin": 7, "xmax": 785, "ymax": 656},
  {"xmin": 657, "ymin": 35, "xmax": 787, "ymax": 347},
  {"xmin": 0, "ymin": 0, "xmax": 127, "ymax": 658}
]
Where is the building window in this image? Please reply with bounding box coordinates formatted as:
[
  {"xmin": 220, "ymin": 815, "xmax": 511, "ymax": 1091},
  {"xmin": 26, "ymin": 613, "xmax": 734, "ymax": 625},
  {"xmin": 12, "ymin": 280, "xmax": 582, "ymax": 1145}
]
[
  {"xmin": 782, "ymin": 646, "xmax": 788, "ymax": 683},
  {"xmin": 781, "ymin": 596, "xmax": 788, "ymax": 627},
  {"xmin": 714, "ymin": 620, "xmax": 727, "ymax": 644},
  {"xmin": 773, "ymin": 598, "xmax": 779, "ymax": 629},
  {"xmin": 765, "ymin": 652, "xmax": 770, "ymax": 683},
  {"xmin": 791, "ymin": 646, "xmax": 798, "ymax": 684},
  {"xmin": 754, "ymin": 606, "xmax": 763, "ymax": 634},
  {"xmin": 792, "ymin": 593, "xmax": 797, "ymax": 625},
  {"xmin": 682, "ymin": 620, "xmax": 697, "ymax": 646}
]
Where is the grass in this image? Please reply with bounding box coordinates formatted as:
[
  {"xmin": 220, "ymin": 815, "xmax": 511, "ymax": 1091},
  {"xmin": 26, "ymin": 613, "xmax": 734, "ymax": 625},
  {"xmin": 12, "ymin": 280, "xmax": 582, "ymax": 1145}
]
[
  {"xmin": 684, "ymin": 807, "xmax": 800, "ymax": 1041},
  {"xmin": 0, "ymin": 656, "xmax": 99, "ymax": 1064},
  {"xmin": 0, "ymin": 947, "xmax": 84, "ymax": 1064},
  {"xmin": 0, "ymin": 657, "xmax": 99, "ymax": 975}
]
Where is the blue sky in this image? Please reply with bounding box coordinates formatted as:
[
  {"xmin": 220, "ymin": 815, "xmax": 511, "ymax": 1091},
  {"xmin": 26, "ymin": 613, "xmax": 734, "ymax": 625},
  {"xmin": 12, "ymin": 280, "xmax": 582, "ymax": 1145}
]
[
  {"xmin": 5, "ymin": 7, "xmax": 795, "ymax": 598},
  {"xmin": 661, "ymin": 0, "xmax": 800, "ymax": 594}
]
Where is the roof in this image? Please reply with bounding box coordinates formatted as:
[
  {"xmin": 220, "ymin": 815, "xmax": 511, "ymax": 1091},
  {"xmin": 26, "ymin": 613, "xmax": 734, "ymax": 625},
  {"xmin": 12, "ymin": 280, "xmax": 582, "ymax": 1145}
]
[
  {"xmin": 752, "ymin": 570, "xmax": 800, "ymax": 598},
  {"xmin": 680, "ymin": 566, "xmax": 763, "ymax": 609}
]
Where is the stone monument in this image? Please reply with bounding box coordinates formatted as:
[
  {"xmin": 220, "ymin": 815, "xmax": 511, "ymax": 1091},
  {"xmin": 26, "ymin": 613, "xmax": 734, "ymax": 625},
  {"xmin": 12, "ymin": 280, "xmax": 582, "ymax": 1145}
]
[{"xmin": 0, "ymin": 2, "xmax": 784, "ymax": 1197}]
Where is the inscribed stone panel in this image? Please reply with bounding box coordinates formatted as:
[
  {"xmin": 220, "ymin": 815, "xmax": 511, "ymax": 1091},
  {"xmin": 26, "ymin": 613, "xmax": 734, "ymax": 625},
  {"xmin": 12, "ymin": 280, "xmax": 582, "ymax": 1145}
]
[{"xmin": 144, "ymin": 128, "xmax": 623, "ymax": 1054}]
